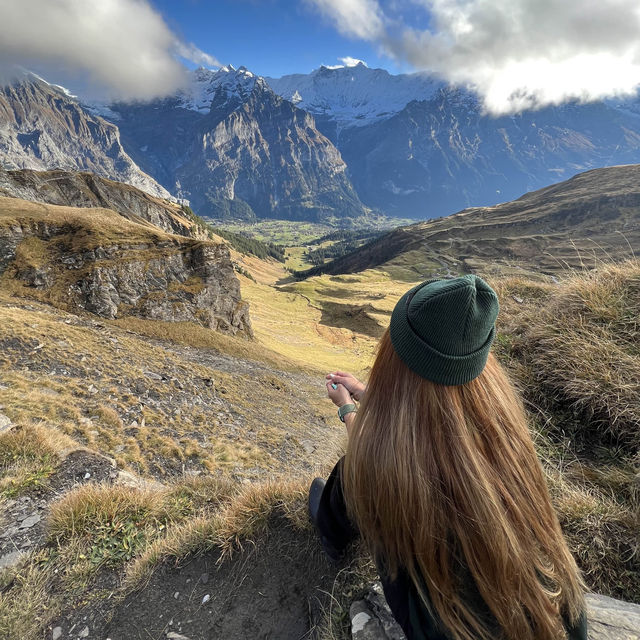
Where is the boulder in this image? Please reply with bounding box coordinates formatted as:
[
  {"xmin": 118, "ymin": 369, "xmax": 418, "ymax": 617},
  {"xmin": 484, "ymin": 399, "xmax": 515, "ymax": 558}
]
[{"xmin": 350, "ymin": 584, "xmax": 640, "ymax": 640}]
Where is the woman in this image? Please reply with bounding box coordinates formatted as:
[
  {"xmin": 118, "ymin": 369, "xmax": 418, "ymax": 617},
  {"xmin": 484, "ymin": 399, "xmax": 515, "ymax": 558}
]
[{"xmin": 309, "ymin": 275, "xmax": 587, "ymax": 640}]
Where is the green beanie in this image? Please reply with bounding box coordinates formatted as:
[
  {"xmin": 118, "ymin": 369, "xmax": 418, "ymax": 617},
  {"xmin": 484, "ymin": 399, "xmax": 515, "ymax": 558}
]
[{"xmin": 389, "ymin": 275, "xmax": 499, "ymax": 386}]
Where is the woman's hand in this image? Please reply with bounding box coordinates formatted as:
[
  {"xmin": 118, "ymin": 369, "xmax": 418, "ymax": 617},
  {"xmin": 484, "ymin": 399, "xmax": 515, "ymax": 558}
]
[
  {"xmin": 325, "ymin": 371, "xmax": 366, "ymax": 402},
  {"xmin": 325, "ymin": 379, "xmax": 353, "ymax": 408}
]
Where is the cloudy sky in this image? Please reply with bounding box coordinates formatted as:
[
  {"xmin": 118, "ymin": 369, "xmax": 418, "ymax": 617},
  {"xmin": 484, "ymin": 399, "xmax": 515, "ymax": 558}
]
[{"xmin": 1, "ymin": 0, "xmax": 639, "ymax": 113}]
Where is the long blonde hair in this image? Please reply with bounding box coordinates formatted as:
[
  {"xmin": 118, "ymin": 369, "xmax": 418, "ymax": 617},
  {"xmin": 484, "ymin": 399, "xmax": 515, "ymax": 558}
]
[{"xmin": 343, "ymin": 328, "xmax": 585, "ymax": 640}]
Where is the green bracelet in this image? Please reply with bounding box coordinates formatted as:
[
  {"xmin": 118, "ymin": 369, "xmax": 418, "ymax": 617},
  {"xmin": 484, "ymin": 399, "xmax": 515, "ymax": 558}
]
[{"xmin": 338, "ymin": 403, "xmax": 357, "ymax": 423}]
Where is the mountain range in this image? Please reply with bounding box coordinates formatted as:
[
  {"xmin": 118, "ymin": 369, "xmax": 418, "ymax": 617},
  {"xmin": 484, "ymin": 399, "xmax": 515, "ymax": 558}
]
[{"xmin": 2, "ymin": 64, "xmax": 640, "ymax": 223}]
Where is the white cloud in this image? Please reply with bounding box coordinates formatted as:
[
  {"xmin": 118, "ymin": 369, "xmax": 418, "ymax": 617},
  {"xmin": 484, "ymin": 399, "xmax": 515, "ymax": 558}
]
[
  {"xmin": 308, "ymin": 0, "xmax": 385, "ymax": 39},
  {"xmin": 0, "ymin": 0, "xmax": 220, "ymax": 101},
  {"xmin": 174, "ymin": 42, "xmax": 221, "ymax": 69},
  {"xmin": 308, "ymin": 0, "xmax": 640, "ymax": 114}
]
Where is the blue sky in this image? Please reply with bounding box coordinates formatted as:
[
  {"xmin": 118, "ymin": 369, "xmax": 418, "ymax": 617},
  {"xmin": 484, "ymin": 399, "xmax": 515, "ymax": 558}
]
[{"xmin": 152, "ymin": 0, "xmax": 411, "ymax": 77}]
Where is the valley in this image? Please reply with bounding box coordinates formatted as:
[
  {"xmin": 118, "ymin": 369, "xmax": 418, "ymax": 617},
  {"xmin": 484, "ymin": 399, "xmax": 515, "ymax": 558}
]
[
  {"xmin": 1, "ymin": 61, "xmax": 640, "ymax": 638},
  {"xmin": 0, "ymin": 175, "xmax": 638, "ymax": 638}
]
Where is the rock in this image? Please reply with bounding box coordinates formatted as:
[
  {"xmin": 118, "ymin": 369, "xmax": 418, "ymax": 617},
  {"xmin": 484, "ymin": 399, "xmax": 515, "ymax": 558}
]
[
  {"xmin": 201, "ymin": 594, "xmax": 210, "ymax": 604},
  {"xmin": 116, "ymin": 470, "xmax": 164, "ymax": 491},
  {"xmin": 0, "ymin": 550, "xmax": 24, "ymax": 570},
  {"xmin": 78, "ymin": 626, "xmax": 89, "ymax": 638},
  {"xmin": 19, "ymin": 513, "xmax": 41, "ymax": 529},
  {"xmin": 350, "ymin": 583, "xmax": 407, "ymax": 639},
  {"xmin": 174, "ymin": 591, "xmax": 180, "ymax": 600},
  {"xmin": 111, "ymin": 73, "xmax": 366, "ymax": 223},
  {"xmin": 0, "ymin": 413, "xmax": 12, "ymax": 432},
  {"xmin": 144, "ymin": 371, "xmax": 162, "ymax": 381},
  {"xmin": 0, "ymin": 200, "xmax": 253, "ymax": 337},
  {"xmin": 350, "ymin": 586, "xmax": 640, "ymax": 640},
  {"xmin": 52, "ymin": 627, "xmax": 62, "ymax": 640},
  {"xmin": 351, "ymin": 600, "xmax": 387, "ymax": 640},
  {"xmin": 166, "ymin": 633, "xmax": 192, "ymax": 640},
  {"xmin": 362, "ymin": 583, "xmax": 407, "ymax": 639},
  {"xmin": 0, "ymin": 72, "xmax": 169, "ymax": 201},
  {"xmin": 586, "ymin": 593, "xmax": 640, "ymax": 640},
  {"xmin": 300, "ymin": 439, "xmax": 316, "ymax": 455},
  {"xmin": 200, "ymin": 573, "xmax": 209, "ymax": 585}
]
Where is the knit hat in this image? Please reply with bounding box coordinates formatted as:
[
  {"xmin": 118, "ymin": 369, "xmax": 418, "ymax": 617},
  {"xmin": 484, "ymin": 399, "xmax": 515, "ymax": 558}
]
[{"xmin": 389, "ymin": 275, "xmax": 499, "ymax": 386}]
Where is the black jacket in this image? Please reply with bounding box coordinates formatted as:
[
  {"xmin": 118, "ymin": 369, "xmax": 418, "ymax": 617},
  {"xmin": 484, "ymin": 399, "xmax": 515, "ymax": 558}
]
[{"xmin": 315, "ymin": 458, "xmax": 588, "ymax": 640}]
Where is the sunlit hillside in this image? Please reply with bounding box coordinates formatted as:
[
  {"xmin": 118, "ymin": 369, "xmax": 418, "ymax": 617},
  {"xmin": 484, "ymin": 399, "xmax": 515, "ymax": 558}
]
[{"xmin": 0, "ymin": 196, "xmax": 638, "ymax": 639}]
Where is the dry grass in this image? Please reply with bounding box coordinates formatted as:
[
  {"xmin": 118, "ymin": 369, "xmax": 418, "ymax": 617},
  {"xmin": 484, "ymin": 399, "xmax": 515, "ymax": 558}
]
[
  {"xmin": 548, "ymin": 467, "xmax": 639, "ymax": 599},
  {"xmin": 498, "ymin": 260, "xmax": 640, "ymax": 448},
  {"xmin": 111, "ymin": 315, "xmax": 299, "ymax": 373},
  {"xmin": 236, "ymin": 263, "xmax": 418, "ymax": 374},
  {"xmin": 2, "ymin": 211, "xmax": 640, "ymax": 637},
  {"xmin": 121, "ymin": 477, "xmax": 374, "ymax": 640},
  {"xmin": 492, "ymin": 260, "xmax": 640, "ymax": 601},
  {"xmin": 0, "ymin": 423, "xmax": 74, "ymax": 498},
  {"xmin": 0, "ymin": 196, "xmax": 171, "ymax": 247},
  {"xmin": 0, "ymin": 293, "xmax": 341, "ymax": 481},
  {"xmin": 0, "ymin": 475, "xmax": 237, "ymax": 640},
  {"xmin": 0, "ymin": 549, "xmax": 62, "ymax": 640},
  {"xmin": 124, "ymin": 478, "xmax": 311, "ymax": 590}
]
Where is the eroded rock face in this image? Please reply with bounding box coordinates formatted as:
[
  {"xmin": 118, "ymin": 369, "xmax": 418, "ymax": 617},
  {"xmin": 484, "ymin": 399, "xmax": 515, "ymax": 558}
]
[
  {"xmin": 0, "ymin": 73, "xmax": 170, "ymax": 200},
  {"xmin": 70, "ymin": 242, "xmax": 252, "ymax": 334},
  {"xmin": 111, "ymin": 71, "xmax": 367, "ymax": 222},
  {"xmin": 0, "ymin": 212, "xmax": 252, "ymax": 337}
]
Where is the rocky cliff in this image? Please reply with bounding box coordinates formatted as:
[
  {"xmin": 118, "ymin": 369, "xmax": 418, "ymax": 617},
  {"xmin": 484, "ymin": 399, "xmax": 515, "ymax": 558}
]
[
  {"xmin": 0, "ymin": 167, "xmax": 199, "ymax": 238},
  {"xmin": 0, "ymin": 71, "xmax": 170, "ymax": 200},
  {"xmin": 0, "ymin": 196, "xmax": 251, "ymax": 335},
  {"xmin": 109, "ymin": 67, "xmax": 367, "ymax": 222}
]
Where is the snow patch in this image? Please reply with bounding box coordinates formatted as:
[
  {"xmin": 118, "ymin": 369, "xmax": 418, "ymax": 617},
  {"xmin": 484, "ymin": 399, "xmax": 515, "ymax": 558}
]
[
  {"xmin": 383, "ymin": 180, "xmax": 421, "ymax": 195},
  {"xmin": 176, "ymin": 66, "xmax": 259, "ymax": 113},
  {"xmin": 266, "ymin": 64, "xmax": 443, "ymax": 129}
]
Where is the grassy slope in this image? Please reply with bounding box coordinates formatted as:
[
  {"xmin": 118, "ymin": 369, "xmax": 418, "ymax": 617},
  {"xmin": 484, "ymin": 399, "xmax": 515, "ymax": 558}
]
[
  {"xmin": 0, "ymin": 199, "xmax": 638, "ymax": 638},
  {"xmin": 304, "ymin": 164, "xmax": 640, "ymax": 280},
  {"xmin": 0, "ymin": 196, "xmax": 172, "ymax": 243}
]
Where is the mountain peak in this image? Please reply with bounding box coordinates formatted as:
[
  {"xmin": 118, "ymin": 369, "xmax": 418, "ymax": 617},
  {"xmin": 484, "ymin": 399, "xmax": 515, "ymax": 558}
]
[
  {"xmin": 0, "ymin": 65, "xmax": 76, "ymax": 99},
  {"xmin": 176, "ymin": 65, "xmax": 261, "ymax": 113},
  {"xmin": 266, "ymin": 66, "xmax": 443, "ymax": 129}
]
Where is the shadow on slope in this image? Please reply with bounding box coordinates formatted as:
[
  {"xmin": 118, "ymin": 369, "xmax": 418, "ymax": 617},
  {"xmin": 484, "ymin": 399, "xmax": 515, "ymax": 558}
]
[
  {"xmin": 319, "ymin": 301, "xmax": 388, "ymax": 339},
  {"xmin": 49, "ymin": 481, "xmax": 369, "ymax": 640},
  {"xmin": 106, "ymin": 516, "xmax": 340, "ymax": 640}
]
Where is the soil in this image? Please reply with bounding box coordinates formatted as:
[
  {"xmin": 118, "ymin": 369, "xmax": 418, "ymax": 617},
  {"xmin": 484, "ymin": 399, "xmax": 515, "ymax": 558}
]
[{"xmin": 66, "ymin": 518, "xmax": 344, "ymax": 640}]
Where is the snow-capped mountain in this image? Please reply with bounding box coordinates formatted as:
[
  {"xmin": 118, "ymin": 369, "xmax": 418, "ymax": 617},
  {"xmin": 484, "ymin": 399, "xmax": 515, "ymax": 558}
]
[
  {"xmin": 0, "ymin": 69, "xmax": 170, "ymax": 200},
  {"xmin": 105, "ymin": 66, "xmax": 366, "ymax": 221},
  {"xmin": 177, "ymin": 65, "xmax": 259, "ymax": 113},
  {"xmin": 5, "ymin": 62, "xmax": 640, "ymax": 223},
  {"xmin": 265, "ymin": 64, "xmax": 640, "ymax": 218},
  {"xmin": 266, "ymin": 62, "xmax": 443, "ymax": 135}
]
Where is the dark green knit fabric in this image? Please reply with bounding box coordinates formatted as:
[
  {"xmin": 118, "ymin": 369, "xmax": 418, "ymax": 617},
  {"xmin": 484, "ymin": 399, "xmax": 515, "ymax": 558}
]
[{"xmin": 389, "ymin": 275, "xmax": 499, "ymax": 385}]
